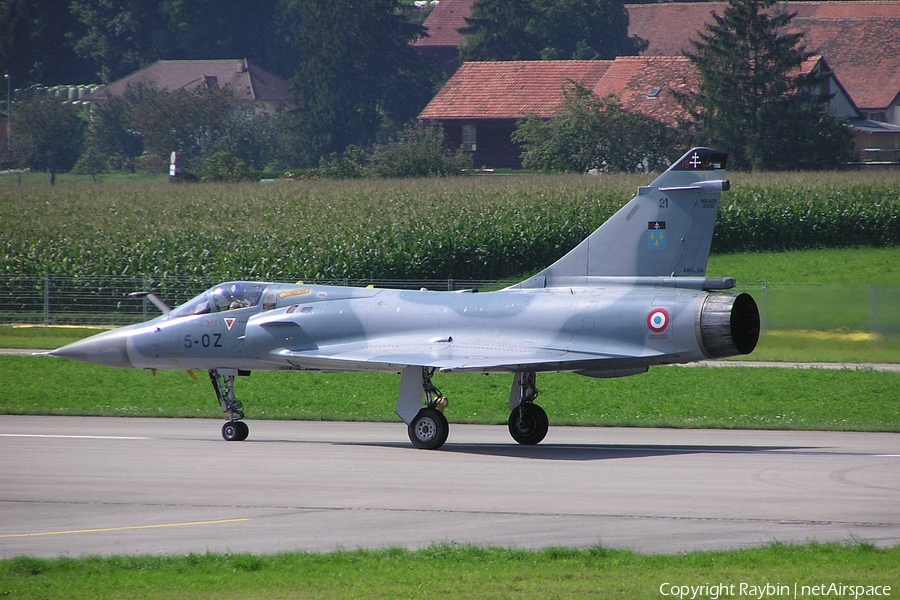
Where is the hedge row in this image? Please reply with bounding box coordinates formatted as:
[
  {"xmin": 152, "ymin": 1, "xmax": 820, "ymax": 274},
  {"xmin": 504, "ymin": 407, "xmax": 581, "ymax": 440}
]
[{"xmin": 2, "ymin": 173, "xmax": 899, "ymax": 281}]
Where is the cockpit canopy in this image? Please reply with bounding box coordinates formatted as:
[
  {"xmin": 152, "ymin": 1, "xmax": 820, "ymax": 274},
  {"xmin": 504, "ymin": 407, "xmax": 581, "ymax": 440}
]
[{"xmin": 168, "ymin": 282, "xmax": 267, "ymax": 319}]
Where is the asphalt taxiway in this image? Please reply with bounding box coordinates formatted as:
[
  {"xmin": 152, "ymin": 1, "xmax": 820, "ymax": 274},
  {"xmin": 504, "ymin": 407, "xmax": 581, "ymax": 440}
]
[{"xmin": 1, "ymin": 415, "xmax": 898, "ymax": 558}]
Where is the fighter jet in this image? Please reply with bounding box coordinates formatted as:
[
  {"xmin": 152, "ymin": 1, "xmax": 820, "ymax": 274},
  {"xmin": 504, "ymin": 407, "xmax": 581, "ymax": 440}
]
[{"xmin": 48, "ymin": 147, "xmax": 759, "ymax": 449}]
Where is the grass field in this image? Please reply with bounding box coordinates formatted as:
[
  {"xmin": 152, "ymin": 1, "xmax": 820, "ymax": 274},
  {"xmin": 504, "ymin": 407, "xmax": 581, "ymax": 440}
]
[
  {"xmin": 1, "ymin": 543, "xmax": 897, "ymax": 600},
  {"xmin": 3, "ymin": 356, "xmax": 899, "ymax": 430}
]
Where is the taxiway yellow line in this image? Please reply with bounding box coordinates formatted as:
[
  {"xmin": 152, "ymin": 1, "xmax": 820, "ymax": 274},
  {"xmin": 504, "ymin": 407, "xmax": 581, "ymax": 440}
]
[{"xmin": 0, "ymin": 518, "xmax": 250, "ymax": 539}]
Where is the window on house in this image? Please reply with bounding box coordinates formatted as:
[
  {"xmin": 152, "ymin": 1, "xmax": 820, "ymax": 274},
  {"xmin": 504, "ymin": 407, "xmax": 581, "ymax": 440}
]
[
  {"xmin": 462, "ymin": 124, "xmax": 476, "ymax": 152},
  {"xmin": 868, "ymin": 111, "xmax": 887, "ymax": 123}
]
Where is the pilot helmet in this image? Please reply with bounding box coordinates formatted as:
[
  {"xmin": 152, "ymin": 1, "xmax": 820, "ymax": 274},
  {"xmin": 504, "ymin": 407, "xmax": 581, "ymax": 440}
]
[{"xmin": 212, "ymin": 289, "xmax": 231, "ymax": 311}]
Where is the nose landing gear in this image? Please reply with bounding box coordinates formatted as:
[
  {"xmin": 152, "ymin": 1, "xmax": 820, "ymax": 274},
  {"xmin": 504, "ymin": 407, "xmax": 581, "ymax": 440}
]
[{"xmin": 210, "ymin": 369, "xmax": 250, "ymax": 441}]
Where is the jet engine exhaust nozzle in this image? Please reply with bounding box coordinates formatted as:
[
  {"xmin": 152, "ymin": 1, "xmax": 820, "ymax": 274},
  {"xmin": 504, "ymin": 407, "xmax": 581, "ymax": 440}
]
[{"xmin": 697, "ymin": 292, "xmax": 760, "ymax": 359}]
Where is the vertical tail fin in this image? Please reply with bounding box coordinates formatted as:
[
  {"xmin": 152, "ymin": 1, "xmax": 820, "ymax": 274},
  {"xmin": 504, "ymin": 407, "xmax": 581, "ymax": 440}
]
[{"xmin": 517, "ymin": 148, "xmax": 729, "ymax": 287}]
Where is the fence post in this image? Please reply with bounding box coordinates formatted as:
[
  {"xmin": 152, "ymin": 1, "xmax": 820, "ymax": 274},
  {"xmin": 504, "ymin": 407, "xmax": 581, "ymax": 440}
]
[
  {"xmin": 43, "ymin": 275, "xmax": 50, "ymax": 326},
  {"xmin": 142, "ymin": 275, "xmax": 149, "ymax": 321}
]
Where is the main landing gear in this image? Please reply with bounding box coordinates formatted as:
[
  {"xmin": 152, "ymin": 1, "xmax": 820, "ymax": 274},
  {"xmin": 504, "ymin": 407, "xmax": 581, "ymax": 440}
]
[
  {"xmin": 507, "ymin": 371, "xmax": 549, "ymax": 445},
  {"xmin": 401, "ymin": 368, "xmax": 550, "ymax": 450},
  {"xmin": 210, "ymin": 369, "xmax": 249, "ymax": 441}
]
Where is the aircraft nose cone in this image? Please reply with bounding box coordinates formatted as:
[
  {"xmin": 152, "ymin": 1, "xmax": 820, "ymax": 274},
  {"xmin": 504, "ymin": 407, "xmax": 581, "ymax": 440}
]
[{"xmin": 49, "ymin": 328, "xmax": 133, "ymax": 368}]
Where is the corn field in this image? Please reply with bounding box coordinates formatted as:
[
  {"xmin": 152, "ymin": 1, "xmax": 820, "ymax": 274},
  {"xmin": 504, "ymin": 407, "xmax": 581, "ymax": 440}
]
[{"xmin": 2, "ymin": 171, "xmax": 899, "ymax": 282}]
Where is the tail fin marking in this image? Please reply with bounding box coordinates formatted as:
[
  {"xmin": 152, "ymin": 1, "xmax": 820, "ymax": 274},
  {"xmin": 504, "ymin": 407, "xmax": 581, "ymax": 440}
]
[{"xmin": 517, "ymin": 148, "xmax": 729, "ymax": 288}]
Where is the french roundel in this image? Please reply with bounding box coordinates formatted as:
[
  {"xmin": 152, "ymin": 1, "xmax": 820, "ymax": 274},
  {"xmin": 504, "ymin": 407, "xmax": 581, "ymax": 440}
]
[{"xmin": 647, "ymin": 308, "xmax": 669, "ymax": 333}]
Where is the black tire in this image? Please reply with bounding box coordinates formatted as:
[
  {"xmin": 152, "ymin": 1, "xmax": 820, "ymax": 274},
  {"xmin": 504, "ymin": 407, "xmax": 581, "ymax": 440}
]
[
  {"xmin": 408, "ymin": 408, "xmax": 449, "ymax": 450},
  {"xmin": 222, "ymin": 421, "xmax": 248, "ymax": 441},
  {"xmin": 508, "ymin": 403, "xmax": 549, "ymax": 445}
]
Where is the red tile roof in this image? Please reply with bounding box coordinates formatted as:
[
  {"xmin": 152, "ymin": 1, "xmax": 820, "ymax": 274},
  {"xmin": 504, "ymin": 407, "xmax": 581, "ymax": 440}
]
[
  {"xmin": 416, "ymin": 2, "xmax": 900, "ymax": 111},
  {"xmin": 84, "ymin": 59, "xmax": 297, "ymax": 109},
  {"xmin": 418, "ymin": 55, "xmax": 837, "ymax": 126},
  {"xmin": 419, "ymin": 61, "xmax": 612, "ymax": 119},
  {"xmin": 627, "ymin": 2, "xmax": 900, "ymax": 110},
  {"xmin": 418, "ymin": 57, "xmax": 699, "ymax": 125},
  {"xmin": 796, "ymin": 17, "xmax": 900, "ymax": 109},
  {"xmin": 592, "ymin": 57, "xmax": 698, "ymax": 127},
  {"xmin": 414, "ymin": 0, "xmax": 472, "ymax": 47}
]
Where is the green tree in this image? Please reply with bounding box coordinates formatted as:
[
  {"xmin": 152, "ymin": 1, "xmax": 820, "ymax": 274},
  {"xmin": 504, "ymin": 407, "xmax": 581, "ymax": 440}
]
[
  {"xmin": 121, "ymin": 83, "xmax": 237, "ymax": 173},
  {"xmin": 84, "ymin": 84, "xmax": 299, "ymax": 173},
  {"xmin": 534, "ymin": 0, "xmax": 646, "ymax": 60},
  {"xmin": 753, "ymin": 92, "xmax": 855, "ymax": 170},
  {"xmin": 156, "ymin": 0, "xmax": 296, "ymax": 78},
  {"xmin": 0, "ymin": 0, "xmax": 91, "ymax": 87},
  {"xmin": 459, "ymin": 0, "xmax": 542, "ymax": 61},
  {"xmin": 85, "ymin": 94, "xmax": 144, "ymax": 171},
  {"xmin": 13, "ymin": 93, "xmax": 85, "ymax": 184},
  {"xmin": 513, "ymin": 83, "xmax": 681, "ymax": 173},
  {"xmin": 69, "ymin": 0, "xmax": 297, "ymax": 83},
  {"xmin": 459, "ymin": 0, "xmax": 644, "ymax": 62},
  {"xmin": 206, "ymin": 110, "xmax": 284, "ymax": 171},
  {"xmin": 71, "ymin": 138, "xmax": 108, "ymax": 181},
  {"xmin": 282, "ymin": 0, "xmax": 438, "ymax": 162},
  {"xmin": 69, "ymin": 0, "xmax": 166, "ymax": 83},
  {"xmin": 681, "ymin": 0, "xmax": 854, "ymax": 170}
]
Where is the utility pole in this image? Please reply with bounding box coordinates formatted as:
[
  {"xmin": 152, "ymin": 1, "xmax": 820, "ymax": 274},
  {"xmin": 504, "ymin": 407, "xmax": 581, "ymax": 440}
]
[{"xmin": 4, "ymin": 73, "xmax": 9, "ymax": 152}]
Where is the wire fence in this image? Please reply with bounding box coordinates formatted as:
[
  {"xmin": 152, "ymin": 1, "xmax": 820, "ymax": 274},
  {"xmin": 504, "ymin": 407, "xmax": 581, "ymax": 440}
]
[
  {"xmin": 0, "ymin": 275, "xmax": 518, "ymax": 326},
  {"xmin": 1, "ymin": 275, "xmax": 898, "ymax": 337}
]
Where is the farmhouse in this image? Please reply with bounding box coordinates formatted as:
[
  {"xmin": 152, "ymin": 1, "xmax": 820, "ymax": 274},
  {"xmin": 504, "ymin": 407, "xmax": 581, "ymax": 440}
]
[
  {"xmin": 418, "ymin": 55, "xmax": 856, "ymax": 169},
  {"xmin": 627, "ymin": 1, "xmax": 900, "ymax": 162},
  {"xmin": 415, "ymin": 0, "xmax": 900, "ymax": 164},
  {"xmin": 82, "ymin": 59, "xmax": 297, "ymax": 114},
  {"xmin": 627, "ymin": 2, "xmax": 900, "ymax": 126}
]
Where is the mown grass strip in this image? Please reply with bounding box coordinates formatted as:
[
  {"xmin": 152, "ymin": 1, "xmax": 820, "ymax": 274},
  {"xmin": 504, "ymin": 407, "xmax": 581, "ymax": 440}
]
[
  {"xmin": 4, "ymin": 356, "xmax": 898, "ymax": 431},
  {"xmin": 1, "ymin": 543, "xmax": 896, "ymax": 600}
]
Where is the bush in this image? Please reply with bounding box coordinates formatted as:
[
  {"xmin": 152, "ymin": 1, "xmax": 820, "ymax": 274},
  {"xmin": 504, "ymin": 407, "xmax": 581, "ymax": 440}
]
[
  {"xmin": 314, "ymin": 125, "xmax": 473, "ymax": 179},
  {"xmin": 316, "ymin": 145, "xmax": 366, "ymax": 179},
  {"xmin": 366, "ymin": 124, "xmax": 472, "ymax": 178},
  {"xmin": 201, "ymin": 152, "xmax": 251, "ymax": 182}
]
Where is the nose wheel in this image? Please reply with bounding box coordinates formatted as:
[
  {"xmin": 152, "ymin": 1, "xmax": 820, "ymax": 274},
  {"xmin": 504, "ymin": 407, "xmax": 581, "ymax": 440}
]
[{"xmin": 222, "ymin": 420, "xmax": 249, "ymax": 441}]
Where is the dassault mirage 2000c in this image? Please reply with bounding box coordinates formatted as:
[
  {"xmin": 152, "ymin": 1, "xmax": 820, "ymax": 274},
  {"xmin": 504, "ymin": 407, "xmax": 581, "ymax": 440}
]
[{"xmin": 48, "ymin": 147, "xmax": 759, "ymax": 449}]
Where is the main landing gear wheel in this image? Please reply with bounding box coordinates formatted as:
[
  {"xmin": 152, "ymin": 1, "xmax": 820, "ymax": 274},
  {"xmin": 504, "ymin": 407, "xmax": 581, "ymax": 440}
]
[
  {"xmin": 508, "ymin": 403, "xmax": 549, "ymax": 445},
  {"xmin": 222, "ymin": 420, "xmax": 249, "ymax": 441},
  {"xmin": 408, "ymin": 407, "xmax": 449, "ymax": 450}
]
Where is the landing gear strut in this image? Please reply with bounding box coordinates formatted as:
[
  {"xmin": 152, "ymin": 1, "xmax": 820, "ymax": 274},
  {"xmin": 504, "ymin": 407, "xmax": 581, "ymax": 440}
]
[
  {"xmin": 407, "ymin": 367, "xmax": 450, "ymax": 450},
  {"xmin": 508, "ymin": 371, "xmax": 549, "ymax": 445},
  {"xmin": 210, "ymin": 369, "xmax": 249, "ymax": 441}
]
